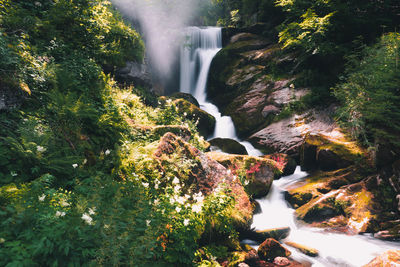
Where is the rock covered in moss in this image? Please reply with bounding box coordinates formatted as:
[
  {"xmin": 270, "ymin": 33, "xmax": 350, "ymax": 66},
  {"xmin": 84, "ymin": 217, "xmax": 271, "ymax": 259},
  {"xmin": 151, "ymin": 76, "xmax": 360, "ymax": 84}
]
[
  {"xmin": 170, "ymin": 97, "xmax": 216, "ymax": 138},
  {"xmin": 209, "ymin": 138, "xmax": 248, "ymax": 155},
  {"xmin": 362, "ymin": 250, "xmax": 400, "ymax": 267},
  {"xmin": 257, "ymin": 238, "xmax": 291, "ymax": 261},
  {"xmin": 206, "ymin": 152, "xmax": 281, "ymax": 198},
  {"xmin": 286, "ymin": 168, "xmax": 378, "ymax": 233},
  {"xmin": 153, "ymin": 133, "xmax": 253, "ymax": 227},
  {"xmin": 170, "ymin": 92, "xmax": 200, "ymax": 107}
]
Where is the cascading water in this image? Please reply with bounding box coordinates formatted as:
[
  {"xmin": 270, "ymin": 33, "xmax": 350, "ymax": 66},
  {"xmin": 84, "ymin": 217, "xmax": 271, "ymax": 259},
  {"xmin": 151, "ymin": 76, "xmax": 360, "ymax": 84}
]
[
  {"xmin": 179, "ymin": 27, "xmax": 400, "ymax": 266},
  {"xmin": 180, "ymin": 27, "xmax": 262, "ymax": 156},
  {"xmin": 249, "ymin": 167, "xmax": 400, "ymax": 266}
]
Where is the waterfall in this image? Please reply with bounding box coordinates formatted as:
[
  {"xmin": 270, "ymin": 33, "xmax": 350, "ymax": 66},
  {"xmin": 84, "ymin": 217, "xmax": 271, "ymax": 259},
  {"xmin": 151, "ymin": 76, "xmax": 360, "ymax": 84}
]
[
  {"xmin": 179, "ymin": 26, "xmax": 399, "ymax": 266},
  {"xmin": 180, "ymin": 27, "xmax": 262, "ymax": 156}
]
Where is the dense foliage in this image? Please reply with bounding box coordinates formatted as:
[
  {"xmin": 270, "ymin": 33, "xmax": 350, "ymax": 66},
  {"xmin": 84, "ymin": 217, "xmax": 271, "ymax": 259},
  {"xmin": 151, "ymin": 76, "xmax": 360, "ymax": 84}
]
[
  {"xmin": 0, "ymin": 0, "xmax": 241, "ymax": 266},
  {"xmin": 333, "ymin": 33, "xmax": 400, "ymax": 152}
]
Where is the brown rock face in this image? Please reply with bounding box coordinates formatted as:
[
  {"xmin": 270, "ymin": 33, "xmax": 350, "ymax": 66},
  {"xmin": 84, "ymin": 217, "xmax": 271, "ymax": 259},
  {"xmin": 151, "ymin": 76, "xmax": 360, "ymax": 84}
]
[
  {"xmin": 363, "ymin": 250, "xmax": 400, "ymax": 267},
  {"xmin": 153, "ymin": 133, "xmax": 253, "ymax": 226},
  {"xmin": 206, "ymin": 152, "xmax": 280, "ymax": 198},
  {"xmin": 257, "ymin": 238, "xmax": 291, "ymax": 262}
]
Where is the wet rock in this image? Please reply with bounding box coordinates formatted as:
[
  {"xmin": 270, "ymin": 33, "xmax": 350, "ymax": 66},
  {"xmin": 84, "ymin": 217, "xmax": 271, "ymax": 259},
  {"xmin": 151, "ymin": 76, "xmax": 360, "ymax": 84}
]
[
  {"xmin": 257, "ymin": 238, "xmax": 291, "ymax": 261},
  {"xmin": 253, "ymin": 200, "xmax": 262, "ymax": 215},
  {"xmin": 362, "ymin": 250, "xmax": 400, "ymax": 267},
  {"xmin": 250, "ymin": 108, "xmax": 367, "ymax": 167},
  {"xmin": 154, "ymin": 133, "xmax": 253, "ymax": 228},
  {"xmin": 162, "ymin": 97, "xmax": 215, "ymax": 137},
  {"xmin": 241, "ymin": 227, "xmax": 291, "ymax": 242},
  {"xmin": 238, "ymin": 263, "xmax": 250, "ymax": 267},
  {"xmin": 207, "ymin": 152, "xmax": 280, "ymax": 198},
  {"xmin": 209, "ymin": 138, "xmax": 248, "ymax": 155},
  {"xmin": 285, "ymin": 191, "xmax": 313, "ymax": 209},
  {"xmin": 284, "ymin": 241, "xmax": 319, "ymax": 257},
  {"xmin": 170, "ymin": 92, "xmax": 199, "ymax": 107}
]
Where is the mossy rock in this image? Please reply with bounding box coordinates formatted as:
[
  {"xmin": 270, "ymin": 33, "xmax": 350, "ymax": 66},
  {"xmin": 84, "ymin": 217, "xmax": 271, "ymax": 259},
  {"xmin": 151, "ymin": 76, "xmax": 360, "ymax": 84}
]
[
  {"xmin": 170, "ymin": 92, "xmax": 199, "ymax": 107},
  {"xmin": 209, "ymin": 138, "xmax": 247, "ymax": 155},
  {"xmin": 301, "ymin": 133, "xmax": 368, "ymax": 171},
  {"xmin": 168, "ymin": 97, "xmax": 216, "ymax": 138},
  {"xmin": 207, "ymin": 152, "xmax": 281, "ymax": 198}
]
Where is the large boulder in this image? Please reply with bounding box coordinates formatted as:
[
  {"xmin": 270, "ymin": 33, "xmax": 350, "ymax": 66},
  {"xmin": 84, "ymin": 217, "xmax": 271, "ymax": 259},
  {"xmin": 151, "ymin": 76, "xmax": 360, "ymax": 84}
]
[
  {"xmin": 257, "ymin": 238, "xmax": 291, "ymax": 262},
  {"xmin": 362, "ymin": 250, "xmax": 400, "ymax": 267},
  {"xmin": 153, "ymin": 133, "xmax": 253, "ymax": 228},
  {"xmin": 209, "ymin": 138, "xmax": 248, "ymax": 155},
  {"xmin": 285, "ymin": 168, "xmax": 377, "ymax": 234},
  {"xmin": 249, "ymin": 108, "xmax": 367, "ymax": 167},
  {"xmin": 207, "ymin": 152, "xmax": 281, "ymax": 198}
]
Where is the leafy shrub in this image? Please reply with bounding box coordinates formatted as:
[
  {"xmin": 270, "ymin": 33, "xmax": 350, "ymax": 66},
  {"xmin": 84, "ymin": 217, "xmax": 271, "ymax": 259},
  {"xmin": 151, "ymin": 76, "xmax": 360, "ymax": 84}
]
[{"xmin": 333, "ymin": 33, "xmax": 400, "ymax": 149}]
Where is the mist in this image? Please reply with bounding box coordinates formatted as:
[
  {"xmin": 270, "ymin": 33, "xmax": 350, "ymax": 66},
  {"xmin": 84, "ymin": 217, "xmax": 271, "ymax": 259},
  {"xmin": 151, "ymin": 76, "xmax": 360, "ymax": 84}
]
[{"xmin": 111, "ymin": 0, "xmax": 207, "ymax": 91}]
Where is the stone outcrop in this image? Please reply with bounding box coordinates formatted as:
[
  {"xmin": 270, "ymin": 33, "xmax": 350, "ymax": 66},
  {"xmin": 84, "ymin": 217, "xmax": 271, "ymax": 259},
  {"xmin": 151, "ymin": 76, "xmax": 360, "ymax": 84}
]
[
  {"xmin": 250, "ymin": 107, "xmax": 367, "ymax": 169},
  {"xmin": 116, "ymin": 61, "xmax": 152, "ymax": 88},
  {"xmin": 257, "ymin": 238, "xmax": 291, "ymax": 261},
  {"xmin": 241, "ymin": 227, "xmax": 291, "ymax": 242},
  {"xmin": 284, "ymin": 168, "xmax": 378, "ymax": 234},
  {"xmin": 153, "ymin": 133, "xmax": 253, "ymax": 227},
  {"xmin": 158, "ymin": 97, "xmax": 216, "ymax": 137},
  {"xmin": 207, "ymin": 152, "xmax": 280, "ymax": 198},
  {"xmin": 209, "ymin": 138, "xmax": 248, "ymax": 155}
]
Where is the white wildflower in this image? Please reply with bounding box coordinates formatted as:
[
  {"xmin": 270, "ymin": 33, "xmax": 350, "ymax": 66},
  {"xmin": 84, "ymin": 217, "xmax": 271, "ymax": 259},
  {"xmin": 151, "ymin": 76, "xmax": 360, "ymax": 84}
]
[
  {"xmin": 146, "ymin": 220, "xmax": 151, "ymax": 227},
  {"xmin": 0, "ymin": 238, "xmax": 5, "ymax": 243},
  {"xmin": 105, "ymin": 149, "xmax": 111, "ymax": 155},
  {"xmin": 227, "ymin": 169, "xmax": 231, "ymax": 175},
  {"xmin": 154, "ymin": 183, "xmax": 159, "ymax": 189},
  {"xmin": 10, "ymin": 171, "xmax": 18, "ymax": 177},
  {"xmin": 104, "ymin": 224, "xmax": 110, "ymax": 229},
  {"xmin": 154, "ymin": 199, "xmax": 159, "ymax": 206},
  {"xmin": 82, "ymin": 158, "xmax": 87, "ymax": 165},
  {"xmin": 38, "ymin": 194, "xmax": 46, "ymax": 202},
  {"xmin": 193, "ymin": 192, "xmax": 204, "ymax": 203},
  {"xmin": 60, "ymin": 199, "xmax": 70, "ymax": 207},
  {"xmin": 174, "ymin": 184, "xmax": 181, "ymax": 192},
  {"xmin": 175, "ymin": 206, "xmax": 181, "ymax": 213},
  {"xmin": 142, "ymin": 182, "xmax": 149, "ymax": 188},
  {"xmin": 183, "ymin": 112, "xmax": 187, "ymax": 116},
  {"xmin": 81, "ymin": 213, "xmax": 93, "ymax": 225},
  {"xmin": 192, "ymin": 203, "xmax": 202, "ymax": 213},
  {"xmin": 88, "ymin": 207, "xmax": 96, "ymax": 215},
  {"xmin": 36, "ymin": 145, "xmax": 46, "ymax": 152},
  {"xmin": 176, "ymin": 196, "xmax": 186, "ymax": 205},
  {"xmin": 183, "ymin": 219, "xmax": 190, "ymax": 226},
  {"xmin": 172, "ymin": 177, "xmax": 179, "ymax": 184},
  {"xmin": 72, "ymin": 163, "xmax": 78, "ymax": 169},
  {"xmin": 244, "ymin": 180, "xmax": 249, "ymax": 186},
  {"xmin": 170, "ymin": 198, "xmax": 175, "ymax": 204},
  {"xmin": 55, "ymin": 211, "xmax": 66, "ymax": 217}
]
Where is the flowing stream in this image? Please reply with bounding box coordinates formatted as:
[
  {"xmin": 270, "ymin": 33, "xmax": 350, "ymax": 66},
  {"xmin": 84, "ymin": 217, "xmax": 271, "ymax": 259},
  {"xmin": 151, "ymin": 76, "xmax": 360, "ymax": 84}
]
[{"xmin": 179, "ymin": 26, "xmax": 400, "ymax": 266}]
